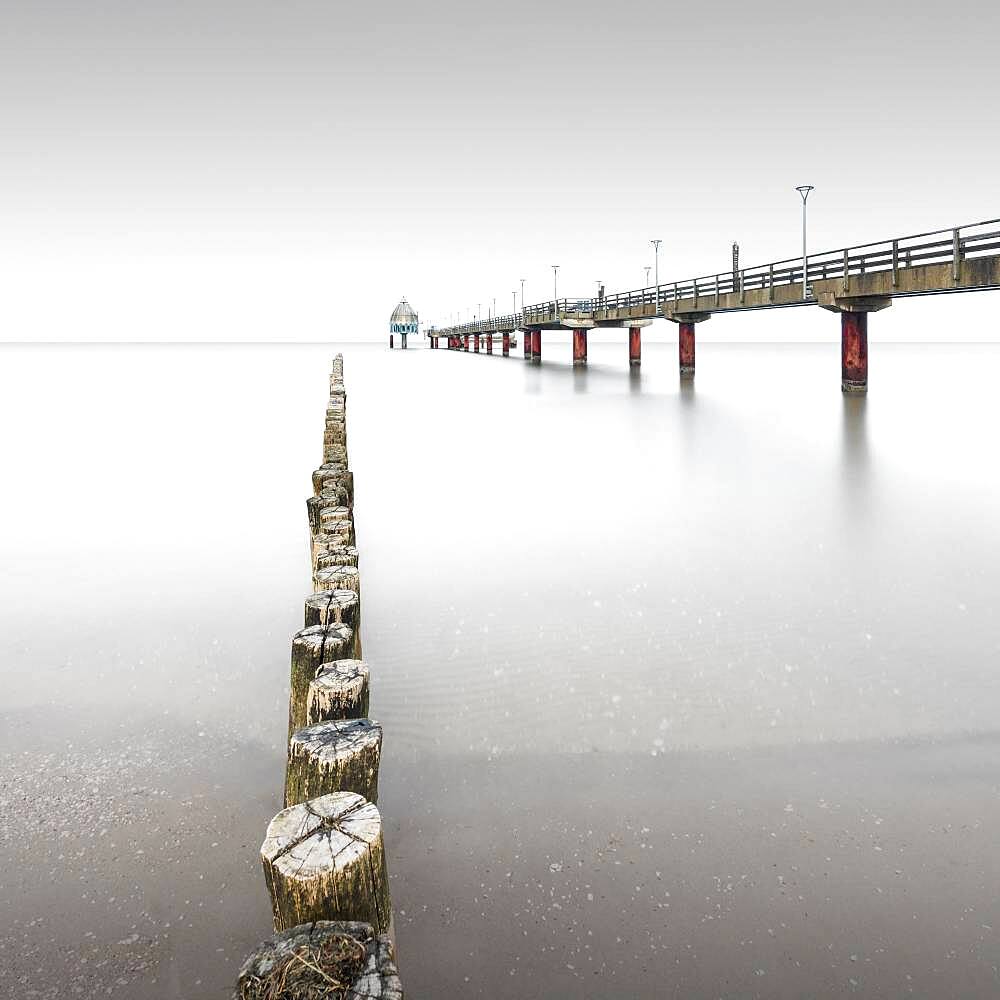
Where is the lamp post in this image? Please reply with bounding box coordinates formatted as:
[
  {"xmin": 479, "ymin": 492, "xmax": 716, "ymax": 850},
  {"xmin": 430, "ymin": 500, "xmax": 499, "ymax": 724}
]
[
  {"xmin": 520, "ymin": 278, "xmax": 526, "ymax": 313},
  {"xmin": 796, "ymin": 185, "xmax": 814, "ymax": 299},
  {"xmin": 644, "ymin": 265, "xmax": 651, "ymax": 287},
  {"xmin": 512, "ymin": 291, "xmax": 516, "ymax": 314},
  {"xmin": 552, "ymin": 265, "xmax": 559, "ymax": 307},
  {"xmin": 651, "ymin": 239, "xmax": 662, "ymax": 311}
]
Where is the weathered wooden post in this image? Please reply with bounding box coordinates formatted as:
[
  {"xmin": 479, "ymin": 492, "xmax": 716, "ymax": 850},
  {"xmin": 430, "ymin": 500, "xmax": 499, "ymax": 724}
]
[
  {"xmin": 503, "ymin": 331, "xmax": 510, "ymax": 356},
  {"xmin": 307, "ymin": 659, "xmax": 370, "ymax": 725},
  {"xmin": 234, "ymin": 921, "xmax": 402, "ymax": 1000},
  {"xmin": 312, "ymin": 564, "xmax": 361, "ymax": 601},
  {"xmin": 486, "ymin": 333, "xmax": 493, "ymax": 355},
  {"xmin": 261, "ymin": 792, "xmax": 392, "ymax": 934},
  {"xmin": 289, "ymin": 624, "xmax": 355, "ymax": 738},
  {"xmin": 285, "ymin": 717, "xmax": 382, "ymax": 807},
  {"xmin": 679, "ymin": 321, "xmax": 695, "ymax": 378},
  {"xmin": 524, "ymin": 330, "xmax": 531, "ymax": 360},
  {"xmin": 572, "ymin": 329, "xmax": 587, "ymax": 366},
  {"xmin": 303, "ymin": 589, "xmax": 360, "ymax": 631},
  {"xmin": 531, "ymin": 329, "xmax": 541, "ymax": 363}
]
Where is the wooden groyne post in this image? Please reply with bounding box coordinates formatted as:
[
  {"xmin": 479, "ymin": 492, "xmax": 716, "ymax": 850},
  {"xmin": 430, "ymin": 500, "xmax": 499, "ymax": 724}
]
[{"xmin": 234, "ymin": 352, "xmax": 402, "ymax": 995}]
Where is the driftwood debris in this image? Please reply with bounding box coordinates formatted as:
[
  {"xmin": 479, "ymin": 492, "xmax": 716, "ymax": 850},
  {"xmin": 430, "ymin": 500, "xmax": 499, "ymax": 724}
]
[
  {"xmin": 285, "ymin": 718, "xmax": 383, "ymax": 807},
  {"xmin": 289, "ymin": 624, "xmax": 355, "ymax": 739},
  {"xmin": 261, "ymin": 792, "xmax": 392, "ymax": 934},
  {"xmin": 234, "ymin": 920, "xmax": 402, "ymax": 1000},
  {"xmin": 306, "ymin": 660, "xmax": 370, "ymax": 725}
]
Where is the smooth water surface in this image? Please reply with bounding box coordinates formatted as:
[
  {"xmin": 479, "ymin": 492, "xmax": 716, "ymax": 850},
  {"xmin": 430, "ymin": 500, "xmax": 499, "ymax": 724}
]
[{"xmin": 2, "ymin": 341, "xmax": 999, "ymax": 998}]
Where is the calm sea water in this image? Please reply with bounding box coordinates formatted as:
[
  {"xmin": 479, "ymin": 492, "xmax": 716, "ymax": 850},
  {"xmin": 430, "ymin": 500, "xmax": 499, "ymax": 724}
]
[{"xmin": 2, "ymin": 340, "xmax": 999, "ymax": 998}]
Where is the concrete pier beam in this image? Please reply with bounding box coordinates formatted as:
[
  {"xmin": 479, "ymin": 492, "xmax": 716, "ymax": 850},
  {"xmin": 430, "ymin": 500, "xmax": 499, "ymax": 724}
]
[
  {"xmin": 629, "ymin": 326, "xmax": 641, "ymax": 367},
  {"xmin": 572, "ymin": 329, "xmax": 587, "ymax": 366}
]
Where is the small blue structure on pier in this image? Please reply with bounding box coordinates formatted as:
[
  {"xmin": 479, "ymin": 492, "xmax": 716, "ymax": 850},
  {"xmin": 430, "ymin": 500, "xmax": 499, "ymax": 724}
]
[{"xmin": 389, "ymin": 298, "xmax": 418, "ymax": 349}]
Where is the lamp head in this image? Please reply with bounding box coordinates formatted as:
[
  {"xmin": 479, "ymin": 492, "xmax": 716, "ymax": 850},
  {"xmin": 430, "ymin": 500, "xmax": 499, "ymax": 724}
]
[{"xmin": 796, "ymin": 185, "xmax": 814, "ymax": 202}]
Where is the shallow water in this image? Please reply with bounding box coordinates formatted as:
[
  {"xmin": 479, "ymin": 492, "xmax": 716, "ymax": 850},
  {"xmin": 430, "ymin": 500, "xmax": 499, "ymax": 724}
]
[{"xmin": 2, "ymin": 340, "xmax": 1000, "ymax": 997}]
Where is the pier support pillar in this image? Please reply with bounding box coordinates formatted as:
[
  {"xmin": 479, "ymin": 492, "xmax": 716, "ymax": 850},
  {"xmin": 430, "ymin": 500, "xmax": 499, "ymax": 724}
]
[
  {"xmin": 819, "ymin": 296, "xmax": 891, "ymax": 393},
  {"xmin": 487, "ymin": 334, "xmax": 493, "ymax": 355},
  {"xmin": 572, "ymin": 329, "xmax": 588, "ymax": 366},
  {"xmin": 678, "ymin": 323, "xmax": 695, "ymax": 378},
  {"xmin": 474, "ymin": 334, "xmax": 480, "ymax": 353},
  {"xmin": 841, "ymin": 312, "xmax": 867, "ymax": 392},
  {"xmin": 629, "ymin": 327, "xmax": 641, "ymax": 367},
  {"xmin": 665, "ymin": 311, "xmax": 711, "ymax": 379},
  {"xmin": 524, "ymin": 331, "xmax": 531, "ymax": 360},
  {"xmin": 389, "ymin": 334, "xmax": 394, "ymax": 349},
  {"xmin": 502, "ymin": 332, "xmax": 510, "ymax": 357},
  {"xmin": 464, "ymin": 334, "xmax": 470, "ymax": 351},
  {"xmin": 401, "ymin": 333, "xmax": 408, "ymax": 349},
  {"xmin": 531, "ymin": 329, "xmax": 541, "ymax": 363}
]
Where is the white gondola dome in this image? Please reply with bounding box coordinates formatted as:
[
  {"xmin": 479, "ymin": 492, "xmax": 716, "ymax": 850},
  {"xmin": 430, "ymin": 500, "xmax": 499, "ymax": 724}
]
[
  {"xmin": 389, "ymin": 298, "xmax": 418, "ymax": 334},
  {"xmin": 390, "ymin": 298, "xmax": 417, "ymax": 324}
]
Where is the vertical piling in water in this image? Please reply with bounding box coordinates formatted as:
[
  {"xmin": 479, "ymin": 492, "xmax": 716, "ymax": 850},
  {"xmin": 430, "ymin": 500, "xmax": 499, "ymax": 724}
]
[
  {"xmin": 629, "ymin": 326, "xmax": 642, "ymax": 368},
  {"xmin": 503, "ymin": 332, "xmax": 510, "ymax": 356},
  {"xmin": 679, "ymin": 321, "xmax": 696, "ymax": 379},
  {"xmin": 572, "ymin": 329, "xmax": 587, "ymax": 366},
  {"xmin": 474, "ymin": 334, "xmax": 480, "ymax": 353},
  {"xmin": 524, "ymin": 331, "xmax": 532, "ymax": 360},
  {"xmin": 841, "ymin": 311, "xmax": 868, "ymax": 393},
  {"xmin": 464, "ymin": 334, "xmax": 470, "ymax": 351},
  {"xmin": 487, "ymin": 333, "xmax": 493, "ymax": 355},
  {"xmin": 531, "ymin": 329, "xmax": 541, "ymax": 363}
]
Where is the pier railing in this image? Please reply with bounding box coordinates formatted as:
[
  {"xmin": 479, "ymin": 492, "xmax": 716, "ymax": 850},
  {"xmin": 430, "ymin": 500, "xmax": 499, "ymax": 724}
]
[{"xmin": 441, "ymin": 217, "xmax": 1000, "ymax": 335}]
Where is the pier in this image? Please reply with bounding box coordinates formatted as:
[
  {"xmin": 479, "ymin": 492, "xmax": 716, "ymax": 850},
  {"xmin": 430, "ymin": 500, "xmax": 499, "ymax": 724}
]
[{"xmin": 428, "ymin": 218, "xmax": 1000, "ymax": 391}]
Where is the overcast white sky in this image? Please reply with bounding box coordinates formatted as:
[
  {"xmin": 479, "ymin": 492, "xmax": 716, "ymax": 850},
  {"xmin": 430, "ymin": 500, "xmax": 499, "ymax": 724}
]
[{"xmin": 1, "ymin": 0, "xmax": 998, "ymax": 342}]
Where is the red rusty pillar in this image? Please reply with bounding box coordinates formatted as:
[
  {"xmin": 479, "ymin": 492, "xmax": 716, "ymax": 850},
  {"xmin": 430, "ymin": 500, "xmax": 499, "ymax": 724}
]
[
  {"xmin": 502, "ymin": 332, "xmax": 511, "ymax": 357},
  {"xmin": 841, "ymin": 311, "xmax": 868, "ymax": 393},
  {"xmin": 572, "ymin": 329, "xmax": 587, "ymax": 366},
  {"xmin": 629, "ymin": 327, "xmax": 641, "ymax": 367},
  {"xmin": 463, "ymin": 334, "xmax": 470, "ymax": 351},
  {"xmin": 678, "ymin": 322, "xmax": 695, "ymax": 378},
  {"xmin": 531, "ymin": 329, "xmax": 541, "ymax": 363},
  {"xmin": 474, "ymin": 333, "xmax": 480, "ymax": 353},
  {"xmin": 487, "ymin": 334, "xmax": 493, "ymax": 355},
  {"xmin": 524, "ymin": 331, "xmax": 531, "ymax": 360}
]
